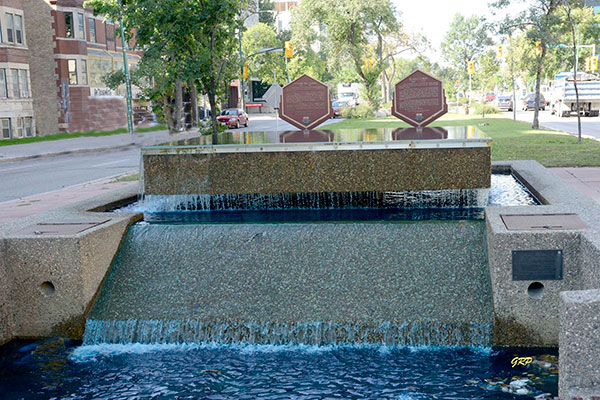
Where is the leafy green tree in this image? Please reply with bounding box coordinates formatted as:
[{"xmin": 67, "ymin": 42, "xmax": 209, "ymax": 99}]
[
  {"xmin": 86, "ymin": 0, "xmax": 246, "ymax": 133},
  {"xmin": 440, "ymin": 14, "xmax": 493, "ymax": 90},
  {"xmin": 491, "ymin": 0, "xmax": 562, "ymax": 129},
  {"xmin": 258, "ymin": 0, "xmax": 275, "ymax": 26},
  {"xmin": 475, "ymin": 50, "xmax": 503, "ymax": 92},
  {"xmin": 290, "ymin": 0, "xmax": 400, "ymax": 107},
  {"xmin": 242, "ymin": 23, "xmax": 286, "ymax": 84}
]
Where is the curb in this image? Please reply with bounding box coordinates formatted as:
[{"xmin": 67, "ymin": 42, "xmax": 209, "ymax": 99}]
[{"xmin": 0, "ymin": 143, "xmax": 137, "ymax": 164}]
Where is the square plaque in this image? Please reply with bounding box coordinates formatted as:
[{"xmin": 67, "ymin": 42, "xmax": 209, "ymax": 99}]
[{"xmin": 512, "ymin": 250, "xmax": 563, "ymax": 281}]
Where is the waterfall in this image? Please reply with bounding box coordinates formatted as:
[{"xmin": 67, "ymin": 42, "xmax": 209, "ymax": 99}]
[{"xmin": 83, "ymin": 320, "xmax": 492, "ymax": 347}]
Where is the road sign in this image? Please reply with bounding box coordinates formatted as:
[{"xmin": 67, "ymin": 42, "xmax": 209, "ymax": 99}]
[
  {"xmin": 391, "ymin": 69, "xmax": 448, "ymax": 128},
  {"xmin": 263, "ymin": 82, "xmax": 282, "ymax": 110},
  {"xmin": 278, "ymin": 74, "xmax": 332, "ymax": 130}
]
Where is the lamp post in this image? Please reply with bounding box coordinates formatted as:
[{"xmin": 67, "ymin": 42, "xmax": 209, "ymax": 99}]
[{"xmin": 118, "ymin": 3, "xmax": 133, "ymax": 135}]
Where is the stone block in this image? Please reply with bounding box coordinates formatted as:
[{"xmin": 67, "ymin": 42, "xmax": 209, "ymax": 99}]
[{"xmin": 559, "ymin": 289, "xmax": 600, "ymax": 398}]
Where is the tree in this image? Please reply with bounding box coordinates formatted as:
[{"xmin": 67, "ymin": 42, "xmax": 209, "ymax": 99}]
[
  {"xmin": 440, "ymin": 14, "xmax": 493, "ymax": 90},
  {"xmin": 242, "ymin": 23, "xmax": 286, "ymax": 85},
  {"xmin": 258, "ymin": 0, "xmax": 276, "ymax": 26},
  {"xmin": 86, "ymin": 0, "xmax": 247, "ymax": 133},
  {"xmin": 290, "ymin": 0, "xmax": 400, "ymax": 107},
  {"xmin": 491, "ymin": 0, "xmax": 562, "ymax": 129}
]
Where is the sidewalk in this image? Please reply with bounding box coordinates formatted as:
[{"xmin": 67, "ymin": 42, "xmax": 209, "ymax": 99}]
[
  {"xmin": 550, "ymin": 167, "xmax": 600, "ymax": 203},
  {"xmin": 0, "ymin": 128, "xmax": 206, "ymax": 163}
]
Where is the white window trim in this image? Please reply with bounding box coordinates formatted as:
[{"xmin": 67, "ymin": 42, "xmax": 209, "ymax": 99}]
[{"xmin": 1, "ymin": 7, "xmax": 27, "ymax": 47}]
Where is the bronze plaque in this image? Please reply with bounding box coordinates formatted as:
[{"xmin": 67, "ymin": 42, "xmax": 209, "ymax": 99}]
[
  {"xmin": 501, "ymin": 214, "xmax": 588, "ymax": 231},
  {"xmin": 279, "ymin": 74, "xmax": 333, "ymax": 131},
  {"xmin": 392, "ymin": 127, "xmax": 448, "ymax": 140},
  {"xmin": 512, "ymin": 250, "xmax": 563, "ymax": 280},
  {"xmin": 392, "ymin": 70, "xmax": 448, "ymax": 127}
]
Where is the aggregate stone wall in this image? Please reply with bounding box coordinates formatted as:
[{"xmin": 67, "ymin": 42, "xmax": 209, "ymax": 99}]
[
  {"xmin": 0, "ymin": 211, "xmax": 137, "ymax": 340},
  {"xmin": 143, "ymin": 147, "xmax": 491, "ymax": 195},
  {"xmin": 0, "ymin": 245, "xmax": 15, "ymax": 346},
  {"xmin": 559, "ymin": 289, "xmax": 600, "ymax": 398}
]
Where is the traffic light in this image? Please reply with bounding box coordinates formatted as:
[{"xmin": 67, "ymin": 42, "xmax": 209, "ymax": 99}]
[
  {"xmin": 535, "ymin": 41, "xmax": 542, "ymax": 56},
  {"xmin": 593, "ymin": 56, "xmax": 598, "ymax": 71},
  {"xmin": 243, "ymin": 62, "xmax": 248, "ymax": 79},
  {"xmin": 585, "ymin": 56, "xmax": 591, "ymax": 71},
  {"xmin": 284, "ymin": 41, "xmax": 293, "ymax": 58},
  {"xmin": 467, "ymin": 60, "xmax": 474, "ymax": 75},
  {"xmin": 363, "ymin": 58, "xmax": 374, "ymax": 72},
  {"xmin": 496, "ymin": 45, "xmax": 504, "ymax": 58}
]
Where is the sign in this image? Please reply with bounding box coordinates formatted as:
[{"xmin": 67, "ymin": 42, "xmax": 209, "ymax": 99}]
[
  {"xmin": 392, "ymin": 127, "xmax": 448, "ymax": 140},
  {"xmin": 391, "ymin": 70, "xmax": 448, "ymax": 127},
  {"xmin": 263, "ymin": 83, "xmax": 282, "ymax": 110},
  {"xmin": 279, "ymin": 74, "xmax": 332, "ymax": 131},
  {"xmin": 246, "ymin": 102, "xmax": 263, "ymax": 107},
  {"xmin": 512, "ymin": 250, "xmax": 563, "ymax": 281},
  {"xmin": 279, "ymin": 130, "xmax": 334, "ymax": 143}
]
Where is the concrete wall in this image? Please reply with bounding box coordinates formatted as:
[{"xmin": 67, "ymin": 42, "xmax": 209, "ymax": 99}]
[
  {"xmin": 559, "ymin": 289, "xmax": 600, "ymax": 399},
  {"xmin": 486, "ymin": 161, "xmax": 600, "ymax": 348},
  {"xmin": 23, "ymin": 0, "xmax": 59, "ymax": 136},
  {"xmin": 143, "ymin": 147, "xmax": 491, "ymax": 195},
  {"xmin": 0, "ymin": 243, "xmax": 15, "ymax": 346}
]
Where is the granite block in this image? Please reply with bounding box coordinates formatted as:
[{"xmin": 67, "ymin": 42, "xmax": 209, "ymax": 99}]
[{"xmin": 559, "ymin": 289, "xmax": 600, "ymax": 399}]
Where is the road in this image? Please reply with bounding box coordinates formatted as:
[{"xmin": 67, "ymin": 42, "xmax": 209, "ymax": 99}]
[
  {"xmin": 0, "ymin": 148, "xmax": 139, "ymax": 202},
  {"xmin": 506, "ymin": 109, "xmax": 600, "ymax": 140},
  {"xmin": 0, "ymin": 115, "xmax": 341, "ymax": 202}
]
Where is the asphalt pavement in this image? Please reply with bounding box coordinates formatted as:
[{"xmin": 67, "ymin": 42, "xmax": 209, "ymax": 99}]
[{"xmin": 506, "ymin": 109, "xmax": 600, "ymax": 140}]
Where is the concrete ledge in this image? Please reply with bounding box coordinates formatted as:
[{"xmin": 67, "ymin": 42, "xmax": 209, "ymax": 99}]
[
  {"xmin": 559, "ymin": 289, "xmax": 600, "ymax": 398},
  {"xmin": 0, "ymin": 185, "xmax": 142, "ymax": 345}
]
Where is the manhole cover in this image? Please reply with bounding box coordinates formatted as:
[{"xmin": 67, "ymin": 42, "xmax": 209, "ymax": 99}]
[
  {"xmin": 501, "ymin": 214, "xmax": 587, "ymax": 231},
  {"xmin": 17, "ymin": 220, "xmax": 110, "ymax": 235}
]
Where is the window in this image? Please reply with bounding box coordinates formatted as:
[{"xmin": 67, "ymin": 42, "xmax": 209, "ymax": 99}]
[
  {"xmin": 0, "ymin": 69, "xmax": 6, "ymax": 98},
  {"xmin": 24, "ymin": 117, "xmax": 33, "ymax": 137},
  {"xmin": 77, "ymin": 13, "xmax": 85, "ymax": 39},
  {"xmin": 14, "ymin": 15, "xmax": 23, "ymax": 44},
  {"xmin": 11, "ymin": 69, "xmax": 19, "ymax": 97},
  {"xmin": 89, "ymin": 18, "xmax": 96, "ymax": 42},
  {"xmin": 6, "ymin": 13, "xmax": 14, "ymax": 43},
  {"xmin": 1, "ymin": 119, "xmax": 10, "ymax": 139},
  {"xmin": 68, "ymin": 59, "xmax": 78, "ymax": 85},
  {"xmin": 0, "ymin": 18, "xmax": 3, "ymax": 43},
  {"xmin": 19, "ymin": 70, "xmax": 29, "ymax": 97},
  {"xmin": 65, "ymin": 12, "xmax": 74, "ymax": 38},
  {"xmin": 16, "ymin": 117, "xmax": 23, "ymax": 138},
  {"xmin": 81, "ymin": 59, "xmax": 88, "ymax": 85}
]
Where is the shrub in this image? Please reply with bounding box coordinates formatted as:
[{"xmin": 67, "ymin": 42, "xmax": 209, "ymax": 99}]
[
  {"xmin": 472, "ymin": 102, "xmax": 500, "ymax": 115},
  {"xmin": 341, "ymin": 103, "xmax": 376, "ymax": 119}
]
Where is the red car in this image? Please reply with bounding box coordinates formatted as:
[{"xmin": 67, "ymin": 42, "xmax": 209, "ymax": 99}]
[
  {"xmin": 217, "ymin": 108, "xmax": 248, "ymax": 128},
  {"xmin": 332, "ymin": 99, "xmax": 350, "ymax": 118},
  {"xmin": 484, "ymin": 92, "xmax": 496, "ymax": 103}
]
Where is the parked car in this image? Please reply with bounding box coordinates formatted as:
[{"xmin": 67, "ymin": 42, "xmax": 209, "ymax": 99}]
[
  {"xmin": 485, "ymin": 92, "xmax": 496, "ymax": 103},
  {"xmin": 522, "ymin": 93, "xmax": 546, "ymax": 111},
  {"xmin": 332, "ymin": 99, "xmax": 350, "ymax": 117},
  {"xmin": 217, "ymin": 108, "xmax": 248, "ymax": 128},
  {"xmin": 495, "ymin": 95, "xmax": 513, "ymax": 111}
]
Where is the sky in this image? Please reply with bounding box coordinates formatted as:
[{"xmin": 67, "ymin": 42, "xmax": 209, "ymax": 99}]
[{"xmin": 391, "ymin": 0, "xmax": 522, "ymax": 63}]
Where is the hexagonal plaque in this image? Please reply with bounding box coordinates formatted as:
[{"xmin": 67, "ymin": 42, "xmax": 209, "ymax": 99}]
[
  {"xmin": 279, "ymin": 74, "xmax": 333, "ymax": 131},
  {"xmin": 392, "ymin": 70, "xmax": 448, "ymax": 127}
]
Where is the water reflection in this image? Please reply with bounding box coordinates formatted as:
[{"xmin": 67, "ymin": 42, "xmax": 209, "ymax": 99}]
[
  {"xmin": 162, "ymin": 126, "xmax": 481, "ymax": 147},
  {"xmin": 392, "ymin": 127, "xmax": 448, "ymax": 140}
]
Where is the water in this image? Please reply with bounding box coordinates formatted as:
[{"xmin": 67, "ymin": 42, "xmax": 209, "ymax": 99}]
[
  {"xmin": 157, "ymin": 126, "xmax": 483, "ymax": 147},
  {"xmin": 0, "ymin": 338, "xmax": 558, "ymax": 399},
  {"xmin": 116, "ymin": 174, "xmax": 539, "ymax": 222}
]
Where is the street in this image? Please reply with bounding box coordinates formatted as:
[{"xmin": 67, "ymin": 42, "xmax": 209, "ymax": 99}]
[
  {"xmin": 0, "ymin": 148, "xmax": 139, "ymax": 202},
  {"xmin": 506, "ymin": 109, "xmax": 600, "ymax": 141}
]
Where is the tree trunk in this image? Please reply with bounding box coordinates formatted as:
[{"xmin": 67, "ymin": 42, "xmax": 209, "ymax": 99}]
[
  {"xmin": 532, "ymin": 49, "xmax": 544, "ymax": 130},
  {"xmin": 567, "ymin": 8, "xmax": 582, "ymax": 143},
  {"xmin": 162, "ymin": 95, "xmax": 175, "ymax": 132},
  {"xmin": 175, "ymin": 78, "xmax": 184, "ymax": 131},
  {"xmin": 190, "ymin": 81, "xmax": 198, "ymax": 128}
]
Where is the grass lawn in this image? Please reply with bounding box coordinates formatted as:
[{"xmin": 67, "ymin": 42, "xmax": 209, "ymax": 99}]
[
  {"xmin": 326, "ymin": 113, "xmax": 600, "ymax": 167},
  {"xmin": 0, "ymin": 125, "xmax": 167, "ymax": 147}
]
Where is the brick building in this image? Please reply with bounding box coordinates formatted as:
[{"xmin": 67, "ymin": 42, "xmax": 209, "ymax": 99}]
[
  {"xmin": 0, "ymin": 0, "xmax": 35, "ymax": 139},
  {"xmin": 0, "ymin": 0, "xmax": 144, "ymax": 139}
]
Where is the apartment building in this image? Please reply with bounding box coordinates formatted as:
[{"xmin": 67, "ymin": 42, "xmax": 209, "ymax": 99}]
[
  {"xmin": 274, "ymin": 0, "xmax": 298, "ymax": 33},
  {"xmin": 0, "ymin": 0, "xmax": 35, "ymax": 139}
]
